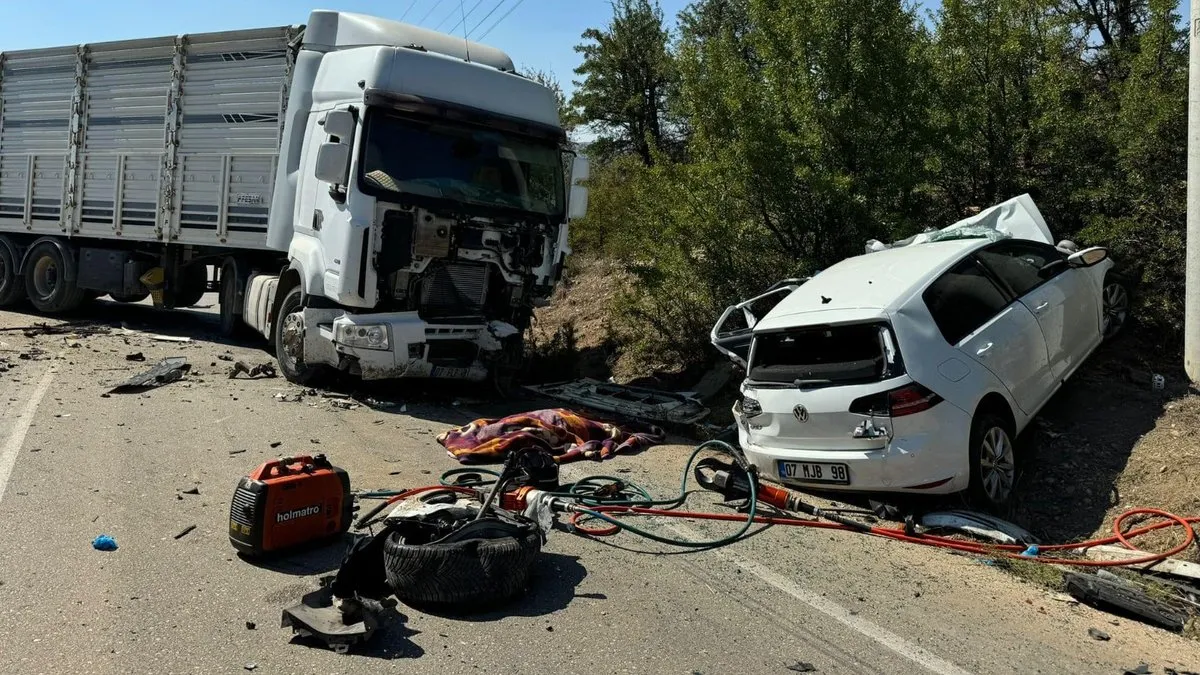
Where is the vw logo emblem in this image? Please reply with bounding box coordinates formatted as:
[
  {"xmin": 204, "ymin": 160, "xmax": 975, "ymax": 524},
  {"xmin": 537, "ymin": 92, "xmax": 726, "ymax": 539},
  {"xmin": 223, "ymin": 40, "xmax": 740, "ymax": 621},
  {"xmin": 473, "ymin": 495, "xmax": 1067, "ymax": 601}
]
[{"xmin": 793, "ymin": 405, "xmax": 809, "ymax": 423}]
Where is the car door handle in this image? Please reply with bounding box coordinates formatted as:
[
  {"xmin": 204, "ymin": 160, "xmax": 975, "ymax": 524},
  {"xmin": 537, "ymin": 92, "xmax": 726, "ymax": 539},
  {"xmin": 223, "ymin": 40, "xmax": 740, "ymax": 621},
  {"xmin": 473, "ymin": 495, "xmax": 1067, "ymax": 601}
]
[
  {"xmin": 1034, "ymin": 301, "xmax": 1049, "ymax": 313},
  {"xmin": 976, "ymin": 342, "xmax": 993, "ymax": 356}
]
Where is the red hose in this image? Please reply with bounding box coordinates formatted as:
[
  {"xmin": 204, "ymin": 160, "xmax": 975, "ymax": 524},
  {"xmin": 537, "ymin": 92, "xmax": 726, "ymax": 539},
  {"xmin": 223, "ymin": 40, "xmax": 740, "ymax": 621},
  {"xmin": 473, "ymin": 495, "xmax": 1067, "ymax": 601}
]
[{"xmin": 574, "ymin": 505, "xmax": 1199, "ymax": 568}]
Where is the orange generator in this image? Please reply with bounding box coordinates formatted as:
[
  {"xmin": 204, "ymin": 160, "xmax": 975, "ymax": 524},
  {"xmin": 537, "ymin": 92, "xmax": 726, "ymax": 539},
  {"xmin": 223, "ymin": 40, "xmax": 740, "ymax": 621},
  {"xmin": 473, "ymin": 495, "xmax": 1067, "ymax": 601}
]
[{"xmin": 229, "ymin": 454, "xmax": 353, "ymax": 556}]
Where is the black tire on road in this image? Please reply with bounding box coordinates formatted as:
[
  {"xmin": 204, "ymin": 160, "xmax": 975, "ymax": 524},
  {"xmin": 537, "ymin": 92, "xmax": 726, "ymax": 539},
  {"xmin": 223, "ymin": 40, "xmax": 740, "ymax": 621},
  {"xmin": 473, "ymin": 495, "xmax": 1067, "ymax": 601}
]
[
  {"xmin": 273, "ymin": 285, "xmax": 331, "ymax": 385},
  {"xmin": 0, "ymin": 238, "xmax": 25, "ymax": 307},
  {"xmin": 110, "ymin": 291, "xmax": 150, "ymax": 303},
  {"xmin": 382, "ymin": 527, "xmax": 541, "ymax": 608},
  {"xmin": 218, "ymin": 259, "xmax": 241, "ymax": 337},
  {"xmin": 171, "ymin": 263, "xmax": 209, "ymax": 308},
  {"xmin": 967, "ymin": 411, "xmax": 1018, "ymax": 514},
  {"xmin": 23, "ymin": 241, "xmax": 85, "ymax": 313}
]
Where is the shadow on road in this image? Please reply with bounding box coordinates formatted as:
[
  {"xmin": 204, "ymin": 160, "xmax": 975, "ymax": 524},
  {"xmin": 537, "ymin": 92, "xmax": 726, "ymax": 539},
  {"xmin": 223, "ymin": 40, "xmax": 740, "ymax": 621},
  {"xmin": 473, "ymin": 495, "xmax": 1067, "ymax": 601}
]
[{"xmin": 239, "ymin": 537, "xmax": 349, "ymax": 576}]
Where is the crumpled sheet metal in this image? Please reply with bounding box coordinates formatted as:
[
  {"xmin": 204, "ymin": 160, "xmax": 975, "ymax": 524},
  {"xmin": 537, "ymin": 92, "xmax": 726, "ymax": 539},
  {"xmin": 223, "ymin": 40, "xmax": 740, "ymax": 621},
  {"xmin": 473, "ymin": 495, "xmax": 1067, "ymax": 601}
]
[
  {"xmin": 919, "ymin": 509, "xmax": 1039, "ymax": 545},
  {"xmin": 866, "ymin": 193, "xmax": 1054, "ymax": 253},
  {"xmin": 108, "ymin": 357, "xmax": 190, "ymax": 393},
  {"xmin": 525, "ymin": 378, "xmax": 710, "ymax": 425}
]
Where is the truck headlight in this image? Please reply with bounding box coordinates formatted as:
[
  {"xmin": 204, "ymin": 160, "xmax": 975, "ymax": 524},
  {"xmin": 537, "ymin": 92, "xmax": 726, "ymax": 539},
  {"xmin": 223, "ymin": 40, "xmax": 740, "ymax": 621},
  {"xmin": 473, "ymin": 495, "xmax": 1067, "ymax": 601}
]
[{"xmin": 335, "ymin": 323, "xmax": 390, "ymax": 350}]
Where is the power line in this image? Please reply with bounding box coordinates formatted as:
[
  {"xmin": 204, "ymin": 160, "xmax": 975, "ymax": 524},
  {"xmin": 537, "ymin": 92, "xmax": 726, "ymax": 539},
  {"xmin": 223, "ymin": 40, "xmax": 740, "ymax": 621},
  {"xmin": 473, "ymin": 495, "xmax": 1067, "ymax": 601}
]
[
  {"xmin": 418, "ymin": 0, "xmax": 447, "ymax": 25},
  {"xmin": 447, "ymin": 0, "xmax": 486, "ymax": 35},
  {"xmin": 477, "ymin": 0, "xmax": 527, "ymax": 41},
  {"xmin": 433, "ymin": 3, "xmax": 462, "ymax": 31},
  {"xmin": 399, "ymin": 0, "xmax": 420, "ymax": 21},
  {"xmin": 467, "ymin": 0, "xmax": 507, "ymax": 37}
]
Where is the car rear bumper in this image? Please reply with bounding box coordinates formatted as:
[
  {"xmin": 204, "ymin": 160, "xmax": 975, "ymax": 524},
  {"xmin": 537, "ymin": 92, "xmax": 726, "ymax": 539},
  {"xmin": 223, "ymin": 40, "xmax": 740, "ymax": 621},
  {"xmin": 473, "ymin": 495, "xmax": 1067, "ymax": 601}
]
[{"xmin": 736, "ymin": 404, "xmax": 973, "ymax": 495}]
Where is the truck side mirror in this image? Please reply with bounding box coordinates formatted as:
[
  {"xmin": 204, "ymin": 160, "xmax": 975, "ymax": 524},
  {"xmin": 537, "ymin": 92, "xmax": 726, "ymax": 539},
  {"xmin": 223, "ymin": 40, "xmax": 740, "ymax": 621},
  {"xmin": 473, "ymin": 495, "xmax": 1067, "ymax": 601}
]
[
  {"xmin": 571, "ymin": 155, "xmax": 590, "ymax": 184},
  {"xmin": 569, "ymin": 185, "xmax": 589, "ymax": 220},
  {"xmin": 315, "ymin": 142, "xmax": 350, "ymax": 185},
  {"xmin": 321, "ymin": 110, "xmax": 355, "ymax": 139}
]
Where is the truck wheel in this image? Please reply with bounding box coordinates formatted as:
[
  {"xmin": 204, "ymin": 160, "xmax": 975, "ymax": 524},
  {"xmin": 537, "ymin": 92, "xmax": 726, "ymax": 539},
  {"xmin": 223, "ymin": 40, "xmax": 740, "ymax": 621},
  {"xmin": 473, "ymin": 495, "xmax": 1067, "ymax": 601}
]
[
  {"xmin": 274, "ymin": 285, "xmax": 331, "ymax": 385},
  {"xmin": 218, "ymin": 260, "xmax": 242, "ymax": 337},
  {"xmin": 110, "ymin": 291, "xmax": 150, "ymax": 303},
  {"xmin": 23, "ymin": 241, "xmax": 85, "ymax": 313},
  {"xmin": 172, "ymin": 264, "xmax": 209, "ymax": 308},
  {"xmin": 0, "ymin": 238, "xmax": 25, "ymax": 307}
]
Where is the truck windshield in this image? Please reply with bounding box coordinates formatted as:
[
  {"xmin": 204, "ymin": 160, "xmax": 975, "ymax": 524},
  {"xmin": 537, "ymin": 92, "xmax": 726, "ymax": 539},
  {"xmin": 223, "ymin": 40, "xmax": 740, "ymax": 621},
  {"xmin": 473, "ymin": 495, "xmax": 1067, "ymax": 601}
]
[{"xmin": 359, "ymin": 111, "xmax": 565, "ymax": 218}]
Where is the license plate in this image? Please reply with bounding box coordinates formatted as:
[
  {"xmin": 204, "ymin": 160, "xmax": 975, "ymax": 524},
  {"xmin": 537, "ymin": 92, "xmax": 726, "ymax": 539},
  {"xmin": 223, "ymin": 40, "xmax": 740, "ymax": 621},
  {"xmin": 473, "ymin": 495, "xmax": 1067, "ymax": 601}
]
[
  {"xmin": 778, "ymin": 461, "xmax": 850, "ymax": 485},
  {"xmin": 430, "ymin": 366, "xmax": 471, "ymax": 379}
]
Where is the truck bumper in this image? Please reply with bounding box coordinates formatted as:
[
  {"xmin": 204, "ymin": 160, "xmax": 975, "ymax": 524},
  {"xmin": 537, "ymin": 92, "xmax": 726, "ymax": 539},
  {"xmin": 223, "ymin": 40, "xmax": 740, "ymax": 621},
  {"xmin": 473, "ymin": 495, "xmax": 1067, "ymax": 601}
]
[{"xmin": 303, "ymin": 309, "xmax": 512, "ymax": 382}]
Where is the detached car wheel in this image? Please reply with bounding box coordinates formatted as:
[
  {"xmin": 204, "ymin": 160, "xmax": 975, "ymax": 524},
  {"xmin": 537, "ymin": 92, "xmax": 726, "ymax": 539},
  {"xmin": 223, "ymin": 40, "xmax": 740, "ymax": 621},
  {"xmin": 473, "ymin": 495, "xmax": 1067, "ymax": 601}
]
[
  {"xmin": 382, "ymin": 524, "xmax": 541, "ymax": 608},
  {"xmin": 968, "ymin": 412, "xmax": 1017, "ymax": 513},
  {"xmin": 1101, "ymin": 274, "xmax": 1130, "ymax": 341}
]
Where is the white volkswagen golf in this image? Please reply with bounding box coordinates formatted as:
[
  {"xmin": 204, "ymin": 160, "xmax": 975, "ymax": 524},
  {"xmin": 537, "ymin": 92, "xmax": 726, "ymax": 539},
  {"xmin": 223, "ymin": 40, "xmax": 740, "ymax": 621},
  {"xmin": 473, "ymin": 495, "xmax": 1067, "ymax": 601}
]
[{"xmin": 711, "ymin": 195, "xmax": 1130, "ymax": 512}]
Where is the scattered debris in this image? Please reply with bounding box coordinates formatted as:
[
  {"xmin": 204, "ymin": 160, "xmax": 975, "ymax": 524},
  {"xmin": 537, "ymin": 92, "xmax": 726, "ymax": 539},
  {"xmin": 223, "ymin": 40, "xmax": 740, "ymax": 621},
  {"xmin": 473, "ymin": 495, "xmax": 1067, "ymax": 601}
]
[
  {"xmin": 1084, "ymin": 545, "xmax": 1200, "ymax": 582},
  {"xmin": 785, "ymin": 663, "xmax": 818, "ymax": 673},
  {"xmin": 270, "ymin": 441, "xmax": 282, "ymax": 448},
  {"xmin": 525, "ymin": 378, "xmax": 710, "ymax": 425},
  {"xmin": 181, "ymin": 487, "xmax": 200, "ymax": 496},
  {"xmin": 330, "ymin": 399, "xmax": 361, "ymax": 410},
  {"xmin": 218, "ymin": 353, "xmax": 234, "ymax": 362},
  {"xmin": 120, "ymin": 324, "xmax": 191, "ymax": 343},
  {"xmin": 109, "ymin": 357, "xmax": 190, "ymax": 393},
  {"xmin": 92, "ymin": 535, "xmax": 118, "ymax": 551},
  {"xmin": 918, "ymin": 510, "xmax": 1039, "ymax": 546},
  {"xmin": 321, "ymin": 391, "xmax": 351, "ymax": 400},
  {"xmin": 174, "ymin": 524, "xmax": 197, "ymax": 540},
  {"xmin": 228, "ymin": 361, "xmax": 276, "ymax": 379},
  {"xmin": 229, "ymin": 449, "xmax": 247, "ymax": 455},
  {"xmin": 243, "ymin": 664, "xmax": 257, "ymax": 672},
  {"xmin": 1087, "ymin": 627, "xmax": 1111, "ymax": 641},
  {"xmin": 0, "ymin": 321, "xmax": 111, "ymax": 337},
  {"xmin": 1065, "ymin": 571, "xmax": 1191, "ymax": 631},
  {"xmin": 125, "ymin": 352, "xmax": 146, "ymax": 362},
  {"xmin": 245, "ymin": 621, "xmax": 256, "ymax": 630},
  {"xmin": 281, "ymin": 586, "xmax": 386, "ymax": 655},
  {"xmin": 1124, "ymin": 664, "xmax": 1151, "ymax": 675}
]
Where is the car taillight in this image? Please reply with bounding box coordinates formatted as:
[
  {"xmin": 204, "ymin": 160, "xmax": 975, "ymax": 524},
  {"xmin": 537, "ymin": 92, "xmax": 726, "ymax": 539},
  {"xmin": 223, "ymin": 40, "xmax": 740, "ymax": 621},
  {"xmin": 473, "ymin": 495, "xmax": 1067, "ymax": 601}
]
[{"xmin": 849, "ymin": 383, "xmax": 942, "ymax": 418}]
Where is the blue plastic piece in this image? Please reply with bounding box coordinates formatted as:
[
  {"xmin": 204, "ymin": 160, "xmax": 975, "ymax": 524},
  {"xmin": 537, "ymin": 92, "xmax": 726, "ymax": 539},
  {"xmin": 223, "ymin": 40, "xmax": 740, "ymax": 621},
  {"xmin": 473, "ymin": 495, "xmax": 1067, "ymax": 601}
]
[
  {"xmin": 92, "ymin": 534, "xmax": 118, "ymax": 551},
  {"xmin": 1020, "ymin": 544, "xmax": 1039, "ymax": 557}
]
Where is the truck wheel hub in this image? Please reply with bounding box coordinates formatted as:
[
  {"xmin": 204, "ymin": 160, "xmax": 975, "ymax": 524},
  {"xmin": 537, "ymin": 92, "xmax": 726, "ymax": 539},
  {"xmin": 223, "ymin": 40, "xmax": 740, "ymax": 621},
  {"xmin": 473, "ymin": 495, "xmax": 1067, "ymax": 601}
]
[{"xmin": 281, "ymin": 312, "xmax": 305, "ymax": 364}]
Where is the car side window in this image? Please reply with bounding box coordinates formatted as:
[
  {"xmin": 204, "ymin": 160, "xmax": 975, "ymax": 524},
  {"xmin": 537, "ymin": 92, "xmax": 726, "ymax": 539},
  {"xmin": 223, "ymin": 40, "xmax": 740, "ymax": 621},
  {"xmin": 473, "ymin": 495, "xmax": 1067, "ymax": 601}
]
[
  {"xmin": 975, "ymin": 240, "xmax": 1066, "ymax": 297},
  {"xmin": 923, "ymin": 258, "xmax": 1012, "ymax": 346}
]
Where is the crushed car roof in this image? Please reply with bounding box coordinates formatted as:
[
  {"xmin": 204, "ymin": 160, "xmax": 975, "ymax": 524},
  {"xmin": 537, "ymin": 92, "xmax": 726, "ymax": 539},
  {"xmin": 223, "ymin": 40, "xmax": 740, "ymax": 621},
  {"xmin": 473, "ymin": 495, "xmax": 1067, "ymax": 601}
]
[{"xmin": 755, "ymin": 239, "xmax": 982, "ymax": 331}]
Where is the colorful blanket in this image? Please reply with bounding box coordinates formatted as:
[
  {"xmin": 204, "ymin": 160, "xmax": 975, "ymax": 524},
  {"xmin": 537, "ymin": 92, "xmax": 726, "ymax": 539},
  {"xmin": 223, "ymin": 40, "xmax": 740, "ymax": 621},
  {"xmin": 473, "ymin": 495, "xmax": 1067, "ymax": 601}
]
[{"xmin": 437, "ymin": 408, "xmax": 666, "ymax": 464}]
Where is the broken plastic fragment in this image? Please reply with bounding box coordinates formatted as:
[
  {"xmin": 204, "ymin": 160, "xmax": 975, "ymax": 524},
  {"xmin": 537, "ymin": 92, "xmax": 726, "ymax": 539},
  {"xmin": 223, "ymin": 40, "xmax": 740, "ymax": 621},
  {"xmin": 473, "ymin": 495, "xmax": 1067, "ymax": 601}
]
[{"xmin": 92, "ymin": 534, "xmax": 118, "ymax": 551}]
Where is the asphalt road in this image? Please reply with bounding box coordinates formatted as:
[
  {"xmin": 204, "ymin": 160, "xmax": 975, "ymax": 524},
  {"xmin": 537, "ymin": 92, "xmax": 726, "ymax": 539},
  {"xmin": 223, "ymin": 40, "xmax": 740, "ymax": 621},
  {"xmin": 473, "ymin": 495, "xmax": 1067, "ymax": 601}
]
[{"xmin": 0, "ymin": 298, "xmax": 1198, "ymax": 674}]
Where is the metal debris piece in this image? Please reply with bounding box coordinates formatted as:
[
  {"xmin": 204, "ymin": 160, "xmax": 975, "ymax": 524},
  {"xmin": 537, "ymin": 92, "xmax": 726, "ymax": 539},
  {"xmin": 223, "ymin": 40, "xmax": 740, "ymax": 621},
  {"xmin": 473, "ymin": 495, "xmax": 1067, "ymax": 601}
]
[
  {"xmin": 524, "ymin": 378, "xmax": 710, "ymax": 425},
  {"xmin": 120, "ymin": 324, "xmax": 191, "ymax": 342},
  {"xmin": 125, "ymin": 352, "xmax": 146, "ymax": 362},
  {"xmin": 228, "ymin": 361, "xmax": 277, "ymax": 379},
  {"xmin": 918, "ymin": 510, "xmax": 1039, "ymax": 545},
  {"xmin": 330, "ymin": 399, "xmax": 360, "ymax": 410},
  {"xmin": 1065, "ymin": 572, "xmax": 1191, "ymax": 631},
  {"xmin": 109, "ymin": 357, "xmax": 190, "ymax": 393},
  {"xmin": 1087, "ymin": 627, "xmax": 1111, "ymax": 641},
  {"xmin": 281, "ymin": 587, "xmax": 384, "ymax": 654},
  {"xmin": 181, "ymin": 487, "xmax": 200, "ymax": 496},
  {"xmin": 785, "ymin": 663, "xmax": 818, "ymax": 673},
  {"xmin": 218, "ymin": 353, "xmax": 234, "ymax": 361},
  {"xmin": 174, "ymin": 524, "xmax": 197, "ymax": 540},
  {"xmin": 229, "ymin": 449, "xmax": 247, "ymax": 455},
  {"xmin": 1124, "ymin": 665, "xmax": 1151, "ymax": 675}
]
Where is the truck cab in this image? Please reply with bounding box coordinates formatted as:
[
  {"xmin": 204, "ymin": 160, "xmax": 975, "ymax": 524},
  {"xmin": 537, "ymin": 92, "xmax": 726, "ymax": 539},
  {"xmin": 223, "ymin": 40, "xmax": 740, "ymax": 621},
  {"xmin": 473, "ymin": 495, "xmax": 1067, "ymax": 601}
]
[{"xmin": 247, "ymin": 12, "xmax": 587, "ymax": 387}]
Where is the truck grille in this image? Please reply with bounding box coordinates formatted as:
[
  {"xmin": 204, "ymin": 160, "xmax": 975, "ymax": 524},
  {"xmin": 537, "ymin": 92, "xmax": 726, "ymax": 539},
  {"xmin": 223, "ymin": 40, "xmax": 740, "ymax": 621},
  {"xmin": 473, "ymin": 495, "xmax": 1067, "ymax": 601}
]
[{"xmin": 419, "ymin": 263, "xmax": 489, "ymax": 318}]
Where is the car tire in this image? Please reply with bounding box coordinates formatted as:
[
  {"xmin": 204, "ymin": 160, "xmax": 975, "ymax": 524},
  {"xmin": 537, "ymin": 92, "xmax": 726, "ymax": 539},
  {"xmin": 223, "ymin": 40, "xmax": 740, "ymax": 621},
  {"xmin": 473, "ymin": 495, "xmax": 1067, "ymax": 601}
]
[
  {"xmin": 0, "ymin": 238, "xmax": 25, "ymax": 307},
  {"xmin": 23, "ymin": 241, "xmax": 85, "ymax": 313},
  {"xmin": 1101, "ymin": 273, "xmax": 1131, "ymax": 342},
  {"xmin": 968, "ymin": 412, "xmax": 1017, "ymax": 513},
  {"xmin": 273, "ymin": 285, "xmax": 331, "ymax": 386},
  {"xmin": 382, "ymin": 526, "xmax": 541, "ymax": 609}
]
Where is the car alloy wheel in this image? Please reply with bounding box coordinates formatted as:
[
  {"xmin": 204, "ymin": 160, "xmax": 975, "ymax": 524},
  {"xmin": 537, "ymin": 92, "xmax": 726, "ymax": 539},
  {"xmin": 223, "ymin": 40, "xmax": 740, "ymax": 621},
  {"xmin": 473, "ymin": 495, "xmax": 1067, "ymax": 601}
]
[
  {"xmin": 978, "ymin": 426, "xmax": 1015, "ymax": 504},
  {"xmin": 1102, "ymin": 281, "xmax": 1129, "ymax": 340}
]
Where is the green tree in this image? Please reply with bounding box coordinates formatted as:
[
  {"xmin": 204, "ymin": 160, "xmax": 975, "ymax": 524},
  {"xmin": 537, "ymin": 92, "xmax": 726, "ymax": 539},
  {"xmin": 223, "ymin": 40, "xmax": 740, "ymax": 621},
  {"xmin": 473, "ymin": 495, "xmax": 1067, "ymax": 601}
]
[{"xmin": 569, "ymin": 0, "xmax": 677, "ymax": 164}]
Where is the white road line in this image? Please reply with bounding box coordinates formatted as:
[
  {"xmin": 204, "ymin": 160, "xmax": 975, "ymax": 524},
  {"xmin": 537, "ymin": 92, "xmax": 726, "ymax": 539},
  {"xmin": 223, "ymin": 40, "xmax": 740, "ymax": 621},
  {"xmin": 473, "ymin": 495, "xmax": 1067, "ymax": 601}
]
[
  {"xmin": 0, "ymin": 364, "xmax": 56, "ymax": 504},
  {"xmin": 666, "ymin": 522, "xmax": 973, "ymax": 675}
]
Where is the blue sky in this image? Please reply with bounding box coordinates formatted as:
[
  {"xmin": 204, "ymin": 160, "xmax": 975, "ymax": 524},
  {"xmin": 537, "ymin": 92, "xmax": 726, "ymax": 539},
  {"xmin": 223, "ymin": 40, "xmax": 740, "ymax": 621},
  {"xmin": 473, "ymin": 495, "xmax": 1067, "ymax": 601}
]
[{"xmin": 0, "ymin": 0, "xmax": 1187, "ymax": 99}]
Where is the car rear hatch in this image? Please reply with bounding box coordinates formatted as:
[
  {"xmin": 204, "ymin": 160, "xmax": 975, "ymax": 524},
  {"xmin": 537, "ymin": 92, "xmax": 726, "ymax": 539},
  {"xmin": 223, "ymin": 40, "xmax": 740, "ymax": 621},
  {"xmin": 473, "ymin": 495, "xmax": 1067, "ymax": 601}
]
[{"xmin": 738, "ymin": 319, "xmax": 926, "ymax": 451}]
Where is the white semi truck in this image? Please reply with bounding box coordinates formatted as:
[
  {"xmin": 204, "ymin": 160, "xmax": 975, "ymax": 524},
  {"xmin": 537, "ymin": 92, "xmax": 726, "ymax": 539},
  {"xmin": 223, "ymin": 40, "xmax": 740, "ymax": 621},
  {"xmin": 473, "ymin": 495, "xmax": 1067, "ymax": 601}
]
[{"xmin": 0, "ymin": 10, "xmax": 587, "ymax": 387}]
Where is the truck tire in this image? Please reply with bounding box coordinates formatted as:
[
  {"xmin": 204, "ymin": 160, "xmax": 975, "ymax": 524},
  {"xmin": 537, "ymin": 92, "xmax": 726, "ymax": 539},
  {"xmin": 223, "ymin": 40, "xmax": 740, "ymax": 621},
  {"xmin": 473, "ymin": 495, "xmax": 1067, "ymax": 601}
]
[
  {"xmin": 0, "ymin": 238, "xmax": 25, "ymax": 307},
  {"xmin": 172, "ymin": 264, "xmax": 209, "ymax": 308},
  {"xmin": 23, "ymin": 241, "xmax": 85, "ymax": 313},
  {"xmin": 273, "ymin": 285, "xmax": 331, "ymax": 385},
  {"xmin": 382, "ymin": 526, "xmax": 541, "ymax": 608},
  {"xmin": 219, "ymin": 259, "xmax": 242, "ymax": 337},
  {"xmin": 110, "ymin": 291, "xmax": 150, "ymax": 303}
]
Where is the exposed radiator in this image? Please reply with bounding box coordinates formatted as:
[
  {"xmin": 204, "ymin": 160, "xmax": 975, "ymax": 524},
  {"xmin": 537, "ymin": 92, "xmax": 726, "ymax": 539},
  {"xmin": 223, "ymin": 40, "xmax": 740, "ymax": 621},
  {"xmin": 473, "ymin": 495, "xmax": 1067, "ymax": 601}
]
[{"xmin": 419, "ymin": 263, "xmax": 489, "ymax": 317}]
